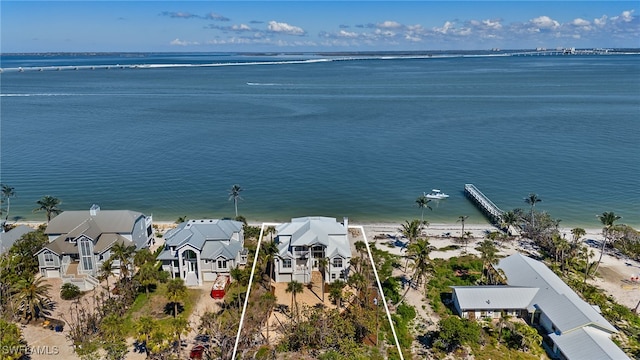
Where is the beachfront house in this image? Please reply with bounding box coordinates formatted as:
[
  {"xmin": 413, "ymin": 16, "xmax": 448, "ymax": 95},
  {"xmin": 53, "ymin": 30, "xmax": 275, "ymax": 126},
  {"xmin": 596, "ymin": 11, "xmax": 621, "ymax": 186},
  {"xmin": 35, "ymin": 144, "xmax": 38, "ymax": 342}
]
[
  {"xmin": 451, "ymin": 253, "xmax": 629, "ymax": 360},
  {"xmin": 156, "ymin": 219, "xmax": 247, "ymax": 287},
  {"xmin": 35, "ymin": 205, "xmax": 154, "ymax": 289},
  {"xmin": 273, "ymin": 216, "xmax": 351, "ymax": 284}
]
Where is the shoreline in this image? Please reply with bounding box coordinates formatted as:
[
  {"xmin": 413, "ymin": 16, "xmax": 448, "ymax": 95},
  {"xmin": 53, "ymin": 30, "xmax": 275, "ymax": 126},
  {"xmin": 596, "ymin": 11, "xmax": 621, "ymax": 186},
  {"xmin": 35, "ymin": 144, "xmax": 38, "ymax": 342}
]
[{"xmin": 10, "ymin": 219, "xmax": 608, "ymax": 241}]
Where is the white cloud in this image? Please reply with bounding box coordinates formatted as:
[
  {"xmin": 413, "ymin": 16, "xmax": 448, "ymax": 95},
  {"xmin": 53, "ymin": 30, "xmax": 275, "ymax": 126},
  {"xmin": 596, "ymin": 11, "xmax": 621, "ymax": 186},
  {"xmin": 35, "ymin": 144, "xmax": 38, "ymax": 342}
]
[
  {"xmin": 375, "ymin": 29, "xmax": 396, "ymax": 38},
  {"xmin": 337, "ymin": 30, "xmax": 359, "ymax": 38},
  {"xmin": 230, "ymin": 24, "xmax": 252, "ymax": 31},
  {"xmin": 170, "ymin": 38, "xmax": 198, "ymax": 46},
  {"xmin": 571, "ymin": 18, "xmax": 590, "ymax": 27},
  {"xmin": 204, "ymin": 12, "xmax": 230, "ymax": 21},
  {"xmin": 594, "ymin": 15, "xmax": 608, "ymax": 27},
  {"xmin": 530, "ymin": 16, "xmax": 560, "ymax": 30},
  {"xmin": 434, "ymin": 21, "xmax": 455, "ymax": 34},
  {"xmin": 613, "ymin": 10, "xmax": 634, "ymax": 23},
  {"xmin": 377, "ymin": 21, "xmax": 402, "ymax": 29},
  {"xmin": 267, "ymin": 21, "xmax": 305, "ymax": 35},
  {"xmin": 482, "ymin": 19, "xmax": 502, "ymax": 30}
]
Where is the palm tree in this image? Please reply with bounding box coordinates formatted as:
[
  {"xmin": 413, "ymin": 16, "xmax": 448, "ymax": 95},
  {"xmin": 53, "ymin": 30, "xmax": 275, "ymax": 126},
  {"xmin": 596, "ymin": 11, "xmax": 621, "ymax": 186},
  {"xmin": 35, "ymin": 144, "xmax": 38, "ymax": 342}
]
[
  {"xmin": 524, "ymin": 193, "xmax": 542, "ymax": 228},
  {"xmin": 228, "ymin": 184, "xmax": 243, "ymax": 217},
  {"xmin": 12, "ymin": 275, "xmax": 52, "ymax": 323},
  {"xmin": 399, "ymin": 219, "xmax": 423, "ymax": 244},
  {"xmin": 500, "ymin": 210, "xmax": 520, "ymax": 236},
  {"xmin": 110, "ymin": 242, "xmax": 136, "ymax": 280},
  {"xmin": 354, "ymin": 240, "xmax": 367, "ymax": 259},
  {"xmin": 262, "ymin": 240, "xmax": 279, "ymax": 290},
  {"xmin": 1, "ymin": 184, "xmax": 15, "ymax": 222},
  {"xmin": 265, "ymin": 226, "xmax": 276, "ymax": 241},
  {"xmin": 166, "ymin": 278, "xmax": 188, "ymax": 318},
  {"xmin": 415, "ymin": 194, "xmax": 432, "ymax": 223},
  {"xmin": 571, "ymin": 227, "xmax": 586, "ymax": 244},
  {"xmin": 329, "ymin": 280, "xmax": 346, "ymax": 308},
  {"xmin": 476, "ymin": 240, "xmax": 498, "ymax": 284},
  {"xmin": 317, "ymin": 257, "xmax": 329, "ymax": 303},
  {"xmin": 98, "ymin": 259, "xmax": 115, "ymax": 298},
  {"xmin": 556, "ymin": 236, "xmax": 570, "ymax": 272},
  {"xmin": 591, "ymin": 212, "xmax": 621, "ymax": 276},
  {"xmin": 462, "ymin": 231, "xmax": 473, "ymax": 254},
  {"xmin": 580, "ymin": 245, "xmax": 595, "ymax": 285},
  {"xmin": 136, "ymin": 262, "xmax": 159, "ymax": 297},
  {"xmin": 457, "ymin": 215, "xmax": 469, "ymax": 239},
  {"xmin": 169, "ymin": 317, "xmax": 190, "ymax": 350},
  {"xmin": 33, "ymin": 195, "xmax": 62, "ymax": 222},
  {"xmin": 398, "ymin": 238, "xmax": 434, "ymax": 305},
  {"xmin": 285, "ymin": 280, "xmax": 303, "ymax": 319},
  {"xmin": 136, "ymin": 316, "xmax": 155, "ymax": 355}
]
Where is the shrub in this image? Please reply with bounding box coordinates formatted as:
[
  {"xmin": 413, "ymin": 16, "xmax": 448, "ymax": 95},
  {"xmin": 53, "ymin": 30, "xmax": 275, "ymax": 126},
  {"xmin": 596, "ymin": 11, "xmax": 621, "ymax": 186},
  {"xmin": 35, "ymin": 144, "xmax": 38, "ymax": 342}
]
[{"xmin": 61, "ymin": 283, "xmax": 81, "ymax": 300}]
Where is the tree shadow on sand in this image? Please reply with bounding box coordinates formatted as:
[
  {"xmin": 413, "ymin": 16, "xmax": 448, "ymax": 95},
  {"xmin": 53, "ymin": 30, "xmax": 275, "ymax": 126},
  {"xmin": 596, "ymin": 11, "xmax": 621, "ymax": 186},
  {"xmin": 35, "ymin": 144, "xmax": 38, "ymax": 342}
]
[{"xmin": 164, "ymin": 302, "xmax": 184, "ymax": 317}]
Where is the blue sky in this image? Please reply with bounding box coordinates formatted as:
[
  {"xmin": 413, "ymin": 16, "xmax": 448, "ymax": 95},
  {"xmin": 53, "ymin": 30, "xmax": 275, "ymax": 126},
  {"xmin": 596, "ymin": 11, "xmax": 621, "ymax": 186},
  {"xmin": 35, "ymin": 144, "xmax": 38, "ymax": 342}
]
[{"xmin": 2, "ymin": 1, "xmax": 638, "ymax": 52}]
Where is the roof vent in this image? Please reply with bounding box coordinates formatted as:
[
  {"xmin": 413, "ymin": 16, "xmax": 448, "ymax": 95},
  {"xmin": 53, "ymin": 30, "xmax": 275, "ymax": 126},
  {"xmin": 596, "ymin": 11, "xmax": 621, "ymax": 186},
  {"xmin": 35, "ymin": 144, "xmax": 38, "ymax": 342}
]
[{"xmin": 90, "ymin": 204, "xmax": 100, "ymax": 216}]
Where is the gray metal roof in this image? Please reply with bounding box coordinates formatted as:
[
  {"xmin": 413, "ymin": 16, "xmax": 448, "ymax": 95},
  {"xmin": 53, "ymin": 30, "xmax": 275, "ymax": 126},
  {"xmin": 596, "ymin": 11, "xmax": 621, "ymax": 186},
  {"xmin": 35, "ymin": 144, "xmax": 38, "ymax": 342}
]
[
  {"xmin": 452, "ymin": 286, "xmax": 539, "ymax": 310},
  {"xmin": 276, "ymin": 217, "xmax": 351, "ymax": 259},
  {"xmin": 0, "ymin": 225, "xmax": 35, "ymax": 254},
  {"xmin": 495, "ymin": 253, "xmax": 617, "ymax": 334},
  {"xmin": 45, "ymin": 209, "xmax": 146, "ymax": 235},
  {"xmin": 156, "ymin": 249, "xmax": 176, "ymax": 261},
  {"xmin": 162, "ymin": 219, "xmax": 243, "ymax": 260},
  {"xmin": 37, "ymin": 233, "xmax": 133, "ymax": 256},
  {"xmin": 549, "ymin": 327, "xmax": 631, "ymax": 360}
]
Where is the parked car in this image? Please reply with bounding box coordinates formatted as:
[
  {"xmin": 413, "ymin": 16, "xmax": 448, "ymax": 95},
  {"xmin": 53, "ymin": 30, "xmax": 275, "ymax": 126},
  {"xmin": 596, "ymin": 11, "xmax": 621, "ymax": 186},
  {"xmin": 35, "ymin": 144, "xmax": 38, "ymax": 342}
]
[{"xmin": 189, "ymin": 344, "xmax": 205, "ymax": 359}]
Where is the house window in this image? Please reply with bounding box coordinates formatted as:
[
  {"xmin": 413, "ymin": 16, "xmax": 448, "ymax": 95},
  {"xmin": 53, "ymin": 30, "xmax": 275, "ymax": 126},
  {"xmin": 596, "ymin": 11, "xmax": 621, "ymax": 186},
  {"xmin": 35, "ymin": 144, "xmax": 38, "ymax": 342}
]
[
  {"xmin": 44, "ymin": 252, "xmax": 55, "ymax": 265},
  {"xmin": 217, "ymin": 259, "xmax": 227, "ymax": 269},
  {"xmin": 332, "ymin": 258, "xmax": 343, "ymax": 268},
  {"xmin": 80, "ymin": 239, "xmax": 93, "ymax": 272},
  {"xmin": 293, "ymin": 246, "xmax": 307, "ymax": 257},
  {"xmin": 283, "ymin": 259, "xmax": 292, "ymax": 268},
  {"xmin": 331, "ymin": 274, "xmax": 336, "ymax": 280},
  {"xmin": 312, "ymin": 245, "xmax": 324, "ymax": 259},
  {"xmin": 147, "ymin": 226, "xmax": 153, "ymax": 237}
]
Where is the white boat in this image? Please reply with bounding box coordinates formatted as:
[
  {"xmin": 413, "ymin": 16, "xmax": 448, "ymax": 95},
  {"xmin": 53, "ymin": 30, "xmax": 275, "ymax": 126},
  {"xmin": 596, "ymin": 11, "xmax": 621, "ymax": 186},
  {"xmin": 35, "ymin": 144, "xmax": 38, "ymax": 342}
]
[{"xmin": 424, "ymin": 189, "xmax": 449, "ymax": 199}]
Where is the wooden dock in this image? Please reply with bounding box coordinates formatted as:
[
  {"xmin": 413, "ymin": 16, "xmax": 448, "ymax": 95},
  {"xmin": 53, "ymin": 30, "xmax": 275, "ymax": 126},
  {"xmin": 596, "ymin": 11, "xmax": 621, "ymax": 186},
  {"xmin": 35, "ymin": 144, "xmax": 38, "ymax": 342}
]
[{"xmin": 464, "ymin": 184, "xmax": 504, "ymax": 225}]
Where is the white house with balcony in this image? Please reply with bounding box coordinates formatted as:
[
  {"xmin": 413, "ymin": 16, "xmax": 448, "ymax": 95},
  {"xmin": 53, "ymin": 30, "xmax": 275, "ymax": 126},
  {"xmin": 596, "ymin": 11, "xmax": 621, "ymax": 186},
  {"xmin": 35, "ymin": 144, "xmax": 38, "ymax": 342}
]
[
  {"xmin": 156, "ymin": 219, "xmax": 247, "ymax": 287},
  {"xmin": 34, "ymin": 205, "xmax": 154, "ymax": 289},
  {"xmin": 273, "ymin": 216, "xmax": 351, "ymax": 284}
]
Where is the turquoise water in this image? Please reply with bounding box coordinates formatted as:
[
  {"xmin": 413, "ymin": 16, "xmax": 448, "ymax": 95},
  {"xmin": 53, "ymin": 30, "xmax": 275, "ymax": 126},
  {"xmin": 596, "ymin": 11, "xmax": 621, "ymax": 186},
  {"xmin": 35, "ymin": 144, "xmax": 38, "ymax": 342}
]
[{"xmin": 1, "ymin": 53, "xmax": 639, "ymax": 227}]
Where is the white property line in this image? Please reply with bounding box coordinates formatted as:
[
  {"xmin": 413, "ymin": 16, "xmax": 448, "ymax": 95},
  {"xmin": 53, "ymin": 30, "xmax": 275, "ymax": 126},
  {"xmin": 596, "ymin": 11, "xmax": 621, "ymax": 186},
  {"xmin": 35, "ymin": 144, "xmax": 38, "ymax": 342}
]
[
  {"xmin": 233, "ymin": 223, "xmax": 404, "ymax": 360},
  {"xmin": 232, "ymin": 222, "xmax": 279, "ymax": 359},
  {"xmin": 354, "ymin": 225, "xmax": 404, "ymax": 360}
]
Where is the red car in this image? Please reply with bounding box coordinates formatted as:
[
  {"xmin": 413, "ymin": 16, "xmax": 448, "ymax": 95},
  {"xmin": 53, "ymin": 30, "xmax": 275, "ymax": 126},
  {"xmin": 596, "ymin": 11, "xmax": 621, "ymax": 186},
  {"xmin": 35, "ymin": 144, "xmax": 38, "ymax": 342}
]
[{"xmin": 189, "ymin": 345, "xmax": 204, "ymax": 359}]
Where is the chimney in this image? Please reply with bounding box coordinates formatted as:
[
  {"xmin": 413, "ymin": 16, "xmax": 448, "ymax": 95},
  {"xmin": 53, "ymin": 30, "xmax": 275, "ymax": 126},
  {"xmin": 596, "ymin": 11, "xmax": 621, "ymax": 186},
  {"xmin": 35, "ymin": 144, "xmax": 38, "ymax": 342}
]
[
  {"xmin": 343, "ymin": 217, "xmax": 349, "ymax": 229},
  {"xmin": 90, "ymin": 204, "xmax": 100, "ymax": 216}
]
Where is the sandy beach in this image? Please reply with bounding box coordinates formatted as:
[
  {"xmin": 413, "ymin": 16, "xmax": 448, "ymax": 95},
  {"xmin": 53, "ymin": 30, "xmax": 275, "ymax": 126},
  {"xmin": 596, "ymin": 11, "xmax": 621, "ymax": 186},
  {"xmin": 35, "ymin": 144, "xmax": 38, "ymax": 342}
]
[{"xmin": 358, "ymin": 222, "xmax": 640, "ymax": 309}]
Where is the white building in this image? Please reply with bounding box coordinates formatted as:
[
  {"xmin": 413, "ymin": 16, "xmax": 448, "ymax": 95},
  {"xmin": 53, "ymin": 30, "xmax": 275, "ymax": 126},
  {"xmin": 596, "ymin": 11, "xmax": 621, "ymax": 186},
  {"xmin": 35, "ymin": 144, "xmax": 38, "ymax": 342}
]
[
  {"xmin": 273, "ymin": 216, "xmax": 351, "ymax": 284},
  {"xmin": 451, "ymin": 253, "xmax": 629, "ymax": 360},
  {"xmin": 157, "ymin": 219, "xmax": 247, "ymax": 287},
  {"xmin": 35, "ymin": 205, "xmax": 153, "ymax": 290}
]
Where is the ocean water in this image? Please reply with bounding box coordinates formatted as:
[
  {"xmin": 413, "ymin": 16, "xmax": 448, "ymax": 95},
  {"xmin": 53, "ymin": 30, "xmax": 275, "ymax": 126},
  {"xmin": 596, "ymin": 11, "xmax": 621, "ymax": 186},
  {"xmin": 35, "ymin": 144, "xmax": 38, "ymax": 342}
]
[{"xmin": 1, "ymin": 53, "xmax": 639, "ymax": 227}]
